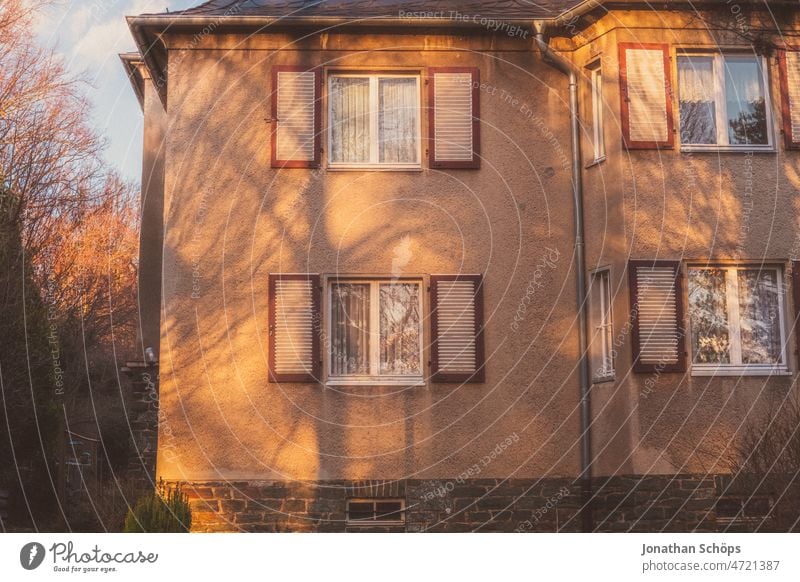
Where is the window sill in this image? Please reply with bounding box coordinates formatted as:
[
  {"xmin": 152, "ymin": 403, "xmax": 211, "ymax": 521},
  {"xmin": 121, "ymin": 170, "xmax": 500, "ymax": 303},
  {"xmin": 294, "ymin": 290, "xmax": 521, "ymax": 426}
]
[
  {"xmin": 691, "ymin": 365, "xmax": 791, "ymax": 377},
  {"xmin": 326, "ymin": 377, "xmax": 425, "ymax": 387},
  {"xmin": 326, "ymin": 164, "xmax": 423, "ymax": 172},
  {"xmin": 592, "ymin": 374, "xmax": 616, "ymax": 384},
  {"xmin": 680, "ymin": 145, "xmax": 776, "ymax": 154},
  {"xmin": 585, "ymin": 156, "xmax": 606, "ymax": 168}
]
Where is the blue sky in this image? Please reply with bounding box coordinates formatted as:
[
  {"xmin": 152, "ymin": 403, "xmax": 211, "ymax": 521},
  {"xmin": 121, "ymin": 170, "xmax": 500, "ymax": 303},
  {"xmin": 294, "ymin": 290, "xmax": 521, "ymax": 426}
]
[{"xmin": 35, "ymin": 0, "xmax": 199, "ymax": 183}]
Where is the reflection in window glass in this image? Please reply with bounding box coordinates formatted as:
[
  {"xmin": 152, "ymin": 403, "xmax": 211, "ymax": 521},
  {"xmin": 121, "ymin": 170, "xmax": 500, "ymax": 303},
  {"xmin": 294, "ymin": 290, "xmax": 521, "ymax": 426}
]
[{"xmin": 689, "ymin": 268, "xmax": 730, "ymax": 363}]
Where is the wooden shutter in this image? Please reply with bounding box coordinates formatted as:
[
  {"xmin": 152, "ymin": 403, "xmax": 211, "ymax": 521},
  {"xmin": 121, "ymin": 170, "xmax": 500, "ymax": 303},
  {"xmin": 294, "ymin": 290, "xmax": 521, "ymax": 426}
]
[
  {"xmin": 268, "ymin": 274, "xmax": 321, "ymax": 382},
  {"xmin": 619, "ymin": 44, "xmax": 674, "ymax": 150},
  {"xmin": 778, "ymin": 50, "xmax": 800, "ymax": 149},
  {"xmin": 271, "ymin": 66, "xmax": 321, "ymax": 168},
  {"xmin": 792, "ymin": 261, "xmax": 800, "ymax": 355},
  {"xmin": 430, "ymin": 274, "xmax": 485, "ymax": 382},
  {"xmin": 429, "ymin": 68, "xmax": 480, "ymax": 169},
  {"xmin": 628, "ymin": 260, "xmax": 685, "ymax": 373}
]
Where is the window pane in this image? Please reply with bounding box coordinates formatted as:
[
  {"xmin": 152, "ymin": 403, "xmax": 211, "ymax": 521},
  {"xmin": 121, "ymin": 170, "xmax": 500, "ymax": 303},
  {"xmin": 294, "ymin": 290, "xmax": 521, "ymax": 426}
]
[
  {"xmin": 347, "ymin": 502, "xmax": 374, "ymax": 521},
  {"xmin": 589, "ymin": 270, "xmax": 613, "ymax": 378},
  {"xmin": 379, "ymin": 78, "xmax": 418, "ymax": 164},
  {"xmin": 379, "ymin": 283, "xmax": 421, "ymax": 375},
  {"xmin": 331, "ymin": 283, "xmax": 370, "ymax": 375},
  {"xmin": 591, "ymin": 67, "xmax": 605, "ymax": 159},
  {"xmin": 689, "ymin": 268, "xmax": 731, "ymax": 363},
  {"xmin": 724, "ymin": 56, "xmax": 768, "ymax": 145},
  {"xmin": 330, "ymin": 77, "xmax": 370, "ymax": 163},
  {"xmin": 678, "ymin": 56, "xmax": 717, "ymax": 144},
  {"xmin": 737, "ymin": 269, "xmax": 782, "ymax": 364}
]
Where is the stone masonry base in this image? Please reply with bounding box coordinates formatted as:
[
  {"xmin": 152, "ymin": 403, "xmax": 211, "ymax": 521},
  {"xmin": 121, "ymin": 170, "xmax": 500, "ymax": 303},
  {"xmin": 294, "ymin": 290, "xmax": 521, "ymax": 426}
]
[{"xmin": 176, "ymin": 474, "xmax": 728, "ymax": 533}]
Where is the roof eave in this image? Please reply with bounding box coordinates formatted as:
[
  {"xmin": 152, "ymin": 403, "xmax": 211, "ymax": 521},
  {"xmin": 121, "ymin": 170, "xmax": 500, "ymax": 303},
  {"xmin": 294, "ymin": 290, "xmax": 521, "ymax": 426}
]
[
  {"xmin": 125, "ymin": 1, "xmax": 606, "ymax": 109},
  {"xmin": 119, "ymin": 52, "xmax": 145, "ymax": 111}
]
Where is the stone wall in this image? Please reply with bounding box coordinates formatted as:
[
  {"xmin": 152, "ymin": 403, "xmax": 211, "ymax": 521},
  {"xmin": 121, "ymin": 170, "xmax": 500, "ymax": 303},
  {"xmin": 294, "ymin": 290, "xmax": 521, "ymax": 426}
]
[
  {"xmin": 178, "ymin": 475, "xmax": 721, "ymax": 533},
  {"xmin": 121, "ymin": 362, "xmax": 159, "ymax": 489}
]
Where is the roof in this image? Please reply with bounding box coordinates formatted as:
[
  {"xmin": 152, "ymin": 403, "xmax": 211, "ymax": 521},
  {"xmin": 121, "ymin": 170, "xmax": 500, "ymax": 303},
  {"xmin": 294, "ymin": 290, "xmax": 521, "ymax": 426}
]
[{"xmin": 162, "ymin": 0, "xmax": 585, "ymax": 20}]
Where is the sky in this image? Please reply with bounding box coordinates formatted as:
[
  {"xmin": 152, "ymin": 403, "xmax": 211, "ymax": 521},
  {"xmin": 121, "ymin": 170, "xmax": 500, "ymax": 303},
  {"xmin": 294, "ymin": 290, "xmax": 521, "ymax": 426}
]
[{"xmin": 34, "ymin": 0, "xmax": 199, "ymax": 183}]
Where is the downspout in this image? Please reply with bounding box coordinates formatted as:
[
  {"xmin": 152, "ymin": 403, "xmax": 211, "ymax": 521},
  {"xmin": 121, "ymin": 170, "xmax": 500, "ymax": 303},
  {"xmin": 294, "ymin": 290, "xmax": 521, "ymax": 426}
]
[{"xmin": 533, "ymin": 21, "xmax": 593, "ymax": 533}]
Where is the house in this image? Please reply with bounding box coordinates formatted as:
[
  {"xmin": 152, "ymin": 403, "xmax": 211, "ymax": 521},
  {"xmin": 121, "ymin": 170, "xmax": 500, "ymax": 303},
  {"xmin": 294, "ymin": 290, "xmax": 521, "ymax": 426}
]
[{"xmin": 121, "ymin": 0, "xmax": 800, "ymax": 532}]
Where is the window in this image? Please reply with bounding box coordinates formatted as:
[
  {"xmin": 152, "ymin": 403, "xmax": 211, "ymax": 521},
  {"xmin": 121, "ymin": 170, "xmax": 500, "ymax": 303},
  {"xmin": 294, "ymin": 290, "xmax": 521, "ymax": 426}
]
[
  {"xmin": 589, "ymin": 268, "xmax": 614, "ymax": 381},
  {"xmin": 589, "ymin": 62, "xmax": 605, "ymax": 162},
  {"xmin": 328, "ymin": 74, "xmax": 421, "ymax": 168},
  {"xmin": 677, "ymin": 53, "xmax": 772, "ymax": 149},
  {"xmin": 346, "ymin": 499, "xmax": 405, "ymax": 525},
  {"xmin": 269, "ymin": 273, "xmax": 484, "ymax": 385},
  {"xmin": 688, "ymin": 265, "xmax": 788, "ymax": 375},
  {"xmin": 328, "ymin": 279, "xmax": 423, "ymax": 383}
]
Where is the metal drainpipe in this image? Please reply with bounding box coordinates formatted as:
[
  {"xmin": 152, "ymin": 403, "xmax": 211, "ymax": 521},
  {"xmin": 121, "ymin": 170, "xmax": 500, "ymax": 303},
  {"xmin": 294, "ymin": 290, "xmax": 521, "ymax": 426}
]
[{"xmin": 533, "ymin": 22, "xmax": 593, "ymax": 533}]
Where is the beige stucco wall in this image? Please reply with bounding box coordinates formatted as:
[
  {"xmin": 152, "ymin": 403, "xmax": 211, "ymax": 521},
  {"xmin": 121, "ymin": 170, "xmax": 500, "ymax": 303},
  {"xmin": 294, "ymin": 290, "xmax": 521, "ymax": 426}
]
[
  {"xmin": 568, "ymin": 10, "xmax": 800, "ymax": 476},
  {"xmin": 138, "ymin": 69, "xmax": 167, "ymax": 359},
  {"xmin": 147, "ymin": 9, "xmax": 800, "ymax": 483},
  {"xmin": 156, "ymin": 30, "xmax": 584, "ymax": 482}
]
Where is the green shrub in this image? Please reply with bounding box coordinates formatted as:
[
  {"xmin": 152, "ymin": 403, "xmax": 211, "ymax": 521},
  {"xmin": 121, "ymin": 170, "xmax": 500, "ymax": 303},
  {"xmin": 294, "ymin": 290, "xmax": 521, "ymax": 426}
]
[{"xmin": 123, "ymin": 483, "xmax": 191, "ymax": 533}]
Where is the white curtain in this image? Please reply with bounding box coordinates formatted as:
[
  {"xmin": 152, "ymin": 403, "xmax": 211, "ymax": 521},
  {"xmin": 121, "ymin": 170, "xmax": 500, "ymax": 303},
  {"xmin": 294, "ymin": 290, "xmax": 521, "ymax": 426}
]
[
  {"xmin": 330, "ymin": 77, "xmax": 370, "ymax": 163},
  {"xmin": 379, "ymin": 283, "xmax": 421, "ymax": 375},
  {"xmin": 678, "ymin": 56, "xmax": 716, "ymax": 144},
  {"xmin": 379, "ymin": 78, "xmax": 418, "ymax": 164},
  {"xmin": 331, "ymin": 283, "xmax": 370, "ymax": 375}
]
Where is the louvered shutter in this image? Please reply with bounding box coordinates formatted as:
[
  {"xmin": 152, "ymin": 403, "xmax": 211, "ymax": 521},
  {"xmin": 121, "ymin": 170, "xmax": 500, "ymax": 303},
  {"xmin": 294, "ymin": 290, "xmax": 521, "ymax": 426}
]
[
  {"xmin": 429, "ymin": 68, "xmax": 480, "ymax": 169},
  {"xmin": 628, "ymin": 260, "xmax": 685, "ymax": 373},
  {"xmin": 779, "ymin": 50, "xmax": 800, "ymax": 149},
  {"xmin": 430, "ymin": 274, "xmax": 485, "ymax": 382},
  {"xmin": 268, "ymin": 274, "xmax": 321, "ymax": 382},
  {"xmin": 791, "ymin": 261, "xmax": 800, "ymax": 355},
  {"xmin": 619, "ymin": 44, "xmax": 674, "ymax": 149},
  {"xmin": 271, "ymin": 66, "xmax": 321, "ymax": 168}
]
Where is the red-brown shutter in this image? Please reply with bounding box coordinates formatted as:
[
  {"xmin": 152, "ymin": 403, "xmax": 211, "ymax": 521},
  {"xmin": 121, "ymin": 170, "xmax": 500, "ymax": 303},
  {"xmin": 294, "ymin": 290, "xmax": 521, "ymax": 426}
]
[
  {"xmin": 271, "ymin": 66, "xmax": 322, "ymax": 168},
  {"xmin": 628, "ymin": 260, "xmax": 686, "ymax": 373},
  {"xmin": 778, "ymin": 50, "xmax": 800, "ymax": 149},
  {"xmin": 618, "ymin": 43, "xmax": 674, "ymax": 150},
  {"xmin": 428, "ymin": 68, "xmax": 480, "ymax": 169},
  {"xmin": 792, "ymin": 261, "xmax": 800, "ymax": 356},
  {"xmin": 430, "ymin": 274, "xmax": 485, "ymax": 382},
  {"xmin": 268, "ymin": 274, "xmax": 321, "ymax": 382}
]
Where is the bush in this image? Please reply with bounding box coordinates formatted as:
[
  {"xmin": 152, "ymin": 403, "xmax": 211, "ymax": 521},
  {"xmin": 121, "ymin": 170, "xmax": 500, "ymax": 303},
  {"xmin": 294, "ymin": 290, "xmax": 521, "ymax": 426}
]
[
  {"xmin": 123, "ymin": 483, "xmax": 191, "ymax": 533},
  {"xmin": 726, "ymin": 396, "xmax": 800, "ymax": 532}
]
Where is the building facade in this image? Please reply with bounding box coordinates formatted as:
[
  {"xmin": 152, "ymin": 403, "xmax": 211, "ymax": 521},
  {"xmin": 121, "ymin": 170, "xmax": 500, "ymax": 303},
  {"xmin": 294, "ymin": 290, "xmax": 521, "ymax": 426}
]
[{"xmin": 122, "ymin": 0, "xmax": 800, "ymax": 532}]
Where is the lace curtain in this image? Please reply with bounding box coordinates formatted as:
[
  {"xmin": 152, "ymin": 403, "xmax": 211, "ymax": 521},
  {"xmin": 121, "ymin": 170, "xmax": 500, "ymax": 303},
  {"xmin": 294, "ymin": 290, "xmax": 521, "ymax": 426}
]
[
  {"xmin": 378, "ymin": 78, "xmax": 418, "ymax": 164},
  {"xmin": 379, "ymin": 283, "xmax": 421, "ymax": 375},
  {"xmin": 678, "ymin": 56, "xmax": 716, "ymax": 144},
  {"xmin": 330, "ymin": 282, "xmax": 421, "ymax": 376},
  {"xmin": 330, "ymin": 77, "xmax": 370, "ymax": 163},
  {"xmin": 330, "ymin": 76, "xmax": 418, "ymax": 164},
  {"xmin": 331, "ymin": 283, "xmax": 370, "ymax": 375}
]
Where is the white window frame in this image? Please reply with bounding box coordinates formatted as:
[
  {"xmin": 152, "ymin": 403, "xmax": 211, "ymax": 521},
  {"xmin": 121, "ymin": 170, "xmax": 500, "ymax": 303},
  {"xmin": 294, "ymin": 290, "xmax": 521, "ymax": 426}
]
[
  {"xmin": 327, "ymin": 73, "xmax": 422, "ymax": 170},
  {"xmin": 589, "ymin": 62, "xmax": 605, "ymax": 163},
  {"xmin": 676, "ymin": 51, "xmax": 774, "ymax": 152},
  {"xmin": 326, "ymin": 277, "xmax": 425, "ymax": 386},
  {"xmin": 688, "ymin": 264, "xmax": 790, "ymax": 376},
  {"xmin": 589, "ymin": 267, "xmax": 614, "ymax": 382}
]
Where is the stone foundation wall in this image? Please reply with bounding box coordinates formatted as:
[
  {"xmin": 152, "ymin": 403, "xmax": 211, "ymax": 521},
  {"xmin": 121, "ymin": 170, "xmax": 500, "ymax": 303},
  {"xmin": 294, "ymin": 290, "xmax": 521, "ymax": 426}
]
[{"xmin": 178, "ymin": 474, "xmax": 721, "ymax": 533}]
